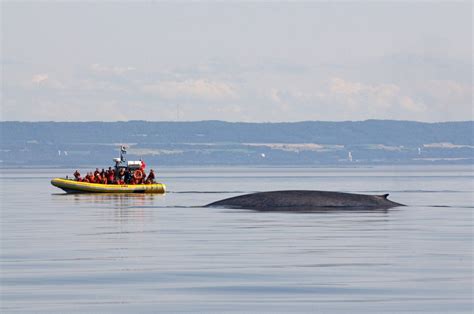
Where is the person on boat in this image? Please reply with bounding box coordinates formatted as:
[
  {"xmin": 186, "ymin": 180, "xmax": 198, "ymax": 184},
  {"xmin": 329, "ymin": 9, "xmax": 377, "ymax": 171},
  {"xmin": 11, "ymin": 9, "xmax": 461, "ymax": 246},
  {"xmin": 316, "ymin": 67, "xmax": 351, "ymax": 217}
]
[
  {"xmin": 117, "ymin": 168, "xmax": 125, "ymax": 184},
  {"xmin": 146, "ymin": 169, "xmax": 155, "ymax": 184},
  {"xmin": 140, "ymin": 159, "xmax": 146, "ymax": 170},
  {"xmin": 139, "ymin": 172, "xmax": 146, "ymax": 184},
  {"xmin": 73, "ymin": 170, "xmax": 82, "ymax": 181},
  {"xmin": 94, "ymin": 168, "xmax": 100, "ymax": 177},
  {"xmin": 107, "ymin": 168, "xmax": 115, "ymax": 184},
  {"xmin": 90, "ymin": 172, "xmax": 96, "ymax": 183},
  {"xmin": 124, "ymin": 169, "xmax": 131, "ymax": 184},
  {"xmin": 100, "ymin": 168, "xmax": 106, "ymax": 178},
  {"xmin": 95, "ymin": 172, "xmax": 102, "ymax": 183},
  {"xmin": 113, "ymin": 169, "xmax": 122, "ymax": 184}
]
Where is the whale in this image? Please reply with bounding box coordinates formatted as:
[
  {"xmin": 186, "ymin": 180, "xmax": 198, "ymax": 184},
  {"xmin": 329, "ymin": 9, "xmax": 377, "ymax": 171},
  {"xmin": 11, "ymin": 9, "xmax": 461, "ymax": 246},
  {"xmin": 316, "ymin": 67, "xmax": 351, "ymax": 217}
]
[{"xmin": 205, "ymin": 190, "xmax": 404, "ymax": 211}]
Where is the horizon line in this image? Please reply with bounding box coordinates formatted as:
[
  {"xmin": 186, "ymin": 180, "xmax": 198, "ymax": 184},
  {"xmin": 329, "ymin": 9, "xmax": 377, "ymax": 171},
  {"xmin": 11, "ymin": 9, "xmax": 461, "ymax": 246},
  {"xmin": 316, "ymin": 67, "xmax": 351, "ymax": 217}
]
[{"xmin": 1, "ymin": 119, "xmax": 473, "ymax": 124}]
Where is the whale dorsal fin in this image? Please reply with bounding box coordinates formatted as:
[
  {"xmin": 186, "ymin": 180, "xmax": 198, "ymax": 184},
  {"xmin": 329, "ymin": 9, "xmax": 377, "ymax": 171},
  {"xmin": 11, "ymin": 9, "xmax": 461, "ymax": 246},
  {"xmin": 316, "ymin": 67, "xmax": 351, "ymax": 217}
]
[{"xmin": 380, "ymin": 193, "xmax": 389, "ymax": 199}]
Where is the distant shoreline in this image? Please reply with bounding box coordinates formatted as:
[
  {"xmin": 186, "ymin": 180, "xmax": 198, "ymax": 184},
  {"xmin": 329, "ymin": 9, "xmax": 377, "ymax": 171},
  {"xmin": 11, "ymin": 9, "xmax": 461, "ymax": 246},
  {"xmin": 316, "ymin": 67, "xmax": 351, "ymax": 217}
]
[
  {"xmin": 1, "ymin": 120, "xmax": 472, "ymax": 167},
  {"xmin": 1, "ymin": 119, "xmax": 473, "ymax": 123}
]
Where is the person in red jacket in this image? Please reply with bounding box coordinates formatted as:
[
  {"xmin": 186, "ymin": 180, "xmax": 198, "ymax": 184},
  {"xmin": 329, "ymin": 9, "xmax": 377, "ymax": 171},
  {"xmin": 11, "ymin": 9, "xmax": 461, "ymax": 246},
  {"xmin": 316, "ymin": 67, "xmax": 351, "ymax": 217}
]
[
  {"xmin": 84, "ymin": 172, "xmax": 92, "ymax": 183},
  {"xmin": 107, "ymin": 168, "xmax": 115, "ymax": 184},
  {"xmin": 95, "ymin": 172, "xmax": 102, "ymax": 183}
]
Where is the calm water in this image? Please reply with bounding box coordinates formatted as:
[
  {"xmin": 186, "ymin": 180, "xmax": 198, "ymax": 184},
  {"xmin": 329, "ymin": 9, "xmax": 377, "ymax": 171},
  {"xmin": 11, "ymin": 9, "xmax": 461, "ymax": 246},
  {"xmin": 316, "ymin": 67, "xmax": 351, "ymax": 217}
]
[{"xmin": 1, "ymin": 166, "xmax": 473, "ymax": 313}]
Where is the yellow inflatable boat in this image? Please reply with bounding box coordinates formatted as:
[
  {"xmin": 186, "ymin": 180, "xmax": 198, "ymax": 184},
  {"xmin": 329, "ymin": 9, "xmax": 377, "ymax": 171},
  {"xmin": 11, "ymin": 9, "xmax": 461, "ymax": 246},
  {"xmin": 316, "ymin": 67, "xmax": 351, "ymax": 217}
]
[{"xmin": 51, "ymin": 178, "xmax": 166, "ymax": 194}]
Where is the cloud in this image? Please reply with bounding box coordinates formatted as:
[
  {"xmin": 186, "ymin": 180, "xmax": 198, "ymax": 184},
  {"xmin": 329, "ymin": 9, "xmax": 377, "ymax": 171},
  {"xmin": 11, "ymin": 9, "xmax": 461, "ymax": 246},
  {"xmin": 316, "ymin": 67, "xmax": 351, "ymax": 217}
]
[
  {"xmin": 268, "ymin": 88, "xmax": 289, "ymax": 110},
  {"xmin": 330, "ymin": 77, "xmax": 365, "ymax": 95},
  {"xmin": 400, "ymin": 96, "xmax": 426, "ymax": 112},
  {"xmin": 31, "ymin": 74, "xmax": 49, "ymax": 84},
  {"xmin": 420, "ymin": 80, "xmax": 472, "ymax": 104},
  {"xmin": 268, "ymin": 78, "xmax": 403, "ymax": 109},
  {"xmin": 30, "ymin": 73, "xmax": 64, "ymax": 89},
  {"xmin": 91, "ymin": 63, "xmax": 136, "ymax": 75},
  {"xmin": 141, "ymin": 79, "xmax": 237, "ymax": 101},
  {"xmin": 270, "ymin": 88, "xmax": 281, "ymax": 103},
  {"xmin": 76, "ymin": 79, "xmax": 124, "ymax": 93},
  {"xmin": 4, "ymin": 60, "xmax": 471, "ymax": 122},
  {"xmin": 329, "ymin": 77, "xmax": 401, "ymax": 109},
  {"xmin": 323, "ymin": 77, "xmax": 433, "ymax": 115},
  {"xmin": 265, "ymin": 77, "xmax": 435, "ymax": 121}
]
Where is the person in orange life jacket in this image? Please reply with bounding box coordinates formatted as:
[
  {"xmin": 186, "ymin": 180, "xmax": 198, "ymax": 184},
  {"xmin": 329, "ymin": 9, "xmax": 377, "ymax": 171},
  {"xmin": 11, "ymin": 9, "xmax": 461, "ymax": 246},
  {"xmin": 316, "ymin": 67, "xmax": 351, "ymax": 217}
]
[
  {"xmin": 95, "ymin": 172, "xmax": 102, "ymax": 183},
  {"xmin": 84, "ymin": 172, "xmax": 92, "ymax": 183},
  {"xmin": 107, "ymin": 168, "xmax": 115, "ymax": 184},
  {"xmin": 90, "ymin": 172, "xmax": 97, "ymax": 183}
]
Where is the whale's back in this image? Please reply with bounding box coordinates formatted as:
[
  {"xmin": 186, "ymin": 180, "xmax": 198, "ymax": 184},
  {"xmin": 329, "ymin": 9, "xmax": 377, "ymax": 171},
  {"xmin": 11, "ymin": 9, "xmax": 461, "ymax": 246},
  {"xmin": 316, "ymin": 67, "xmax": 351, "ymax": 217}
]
[{"xmin": 205, "ymin": 190, "xmax": 403, "ymax": 211}]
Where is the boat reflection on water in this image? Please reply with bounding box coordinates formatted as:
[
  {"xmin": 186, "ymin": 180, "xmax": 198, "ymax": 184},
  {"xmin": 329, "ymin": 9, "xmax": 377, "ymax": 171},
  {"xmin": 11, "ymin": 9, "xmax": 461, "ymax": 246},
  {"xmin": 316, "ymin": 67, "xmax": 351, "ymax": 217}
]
[
  {"xmin": 54, "ymin": 193, "xmax": 164, "ymax": 222},
  {"xmin": 72, "ymin": 192, "xmax": 158, "ymax": 206}
]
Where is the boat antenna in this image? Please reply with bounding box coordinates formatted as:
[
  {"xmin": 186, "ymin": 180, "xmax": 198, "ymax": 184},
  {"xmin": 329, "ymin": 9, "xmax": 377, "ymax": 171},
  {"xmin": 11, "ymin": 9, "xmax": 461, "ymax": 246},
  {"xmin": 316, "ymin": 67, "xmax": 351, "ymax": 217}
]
[{"xmin": 120, "ymin": 145, "xmax": 127, "ymax": 162}]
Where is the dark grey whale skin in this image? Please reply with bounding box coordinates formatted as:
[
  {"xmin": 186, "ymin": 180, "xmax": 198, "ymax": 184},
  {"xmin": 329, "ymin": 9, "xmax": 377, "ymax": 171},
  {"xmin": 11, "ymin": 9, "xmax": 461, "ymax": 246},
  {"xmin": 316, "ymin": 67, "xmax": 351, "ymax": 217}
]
[{"xmin": 205, "ymin": 190, "xmax": 404, "ymax": 212}]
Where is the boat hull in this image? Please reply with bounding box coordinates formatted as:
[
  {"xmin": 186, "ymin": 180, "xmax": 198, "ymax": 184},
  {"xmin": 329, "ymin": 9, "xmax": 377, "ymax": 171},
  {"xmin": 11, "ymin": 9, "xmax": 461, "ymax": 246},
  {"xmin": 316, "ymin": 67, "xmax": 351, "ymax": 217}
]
[{"xmin": 51, "ymin": 178, "xmax": 166, "ymax": 194}]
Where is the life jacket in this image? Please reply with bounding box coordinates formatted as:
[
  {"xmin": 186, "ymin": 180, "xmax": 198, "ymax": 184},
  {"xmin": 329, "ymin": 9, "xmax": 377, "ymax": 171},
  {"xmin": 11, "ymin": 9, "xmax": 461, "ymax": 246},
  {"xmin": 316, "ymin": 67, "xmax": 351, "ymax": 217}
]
[{"xmin": 133, "ymin": 169, "xmax": 144, "ymax": 180}]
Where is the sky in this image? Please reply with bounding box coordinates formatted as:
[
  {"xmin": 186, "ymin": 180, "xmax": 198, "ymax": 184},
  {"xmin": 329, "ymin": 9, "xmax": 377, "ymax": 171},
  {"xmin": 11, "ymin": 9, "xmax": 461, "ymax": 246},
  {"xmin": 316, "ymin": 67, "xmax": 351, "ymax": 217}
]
[{"xmin": 1, "ymin": 1, "xmax": 472, "ymax": 122}]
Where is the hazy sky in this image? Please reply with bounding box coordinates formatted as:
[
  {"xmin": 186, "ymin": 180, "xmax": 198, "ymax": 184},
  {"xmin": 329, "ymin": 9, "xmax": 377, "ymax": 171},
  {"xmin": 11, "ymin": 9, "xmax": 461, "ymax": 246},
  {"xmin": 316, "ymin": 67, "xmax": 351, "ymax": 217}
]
[{"xmin": 1, "ymin": 1, "xmax": 472, "ymax": 122}]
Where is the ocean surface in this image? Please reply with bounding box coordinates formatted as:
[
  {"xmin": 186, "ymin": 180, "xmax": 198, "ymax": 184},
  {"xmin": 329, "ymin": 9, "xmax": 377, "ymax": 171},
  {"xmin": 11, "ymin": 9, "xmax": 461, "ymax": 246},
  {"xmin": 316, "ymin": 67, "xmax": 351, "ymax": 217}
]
[{"xmin": 0, "ymin": 166, "xmax": 473, "ymax": 313}]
